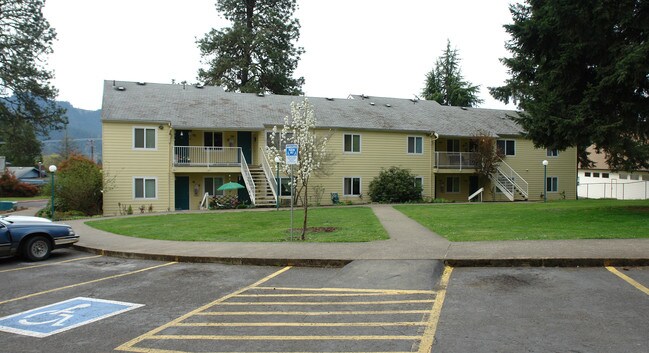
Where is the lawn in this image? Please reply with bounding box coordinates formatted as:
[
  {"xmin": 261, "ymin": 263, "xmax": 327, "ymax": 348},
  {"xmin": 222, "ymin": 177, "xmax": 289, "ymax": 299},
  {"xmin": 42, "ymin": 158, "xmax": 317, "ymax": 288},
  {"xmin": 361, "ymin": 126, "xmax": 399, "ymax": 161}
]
[
  {"xmin": 86, "ymin": 207, "xmax": 389, "ymax": 242},
  {"xmin": 394, "ymin": 199, "xmax": 649, "ymax": 242}
]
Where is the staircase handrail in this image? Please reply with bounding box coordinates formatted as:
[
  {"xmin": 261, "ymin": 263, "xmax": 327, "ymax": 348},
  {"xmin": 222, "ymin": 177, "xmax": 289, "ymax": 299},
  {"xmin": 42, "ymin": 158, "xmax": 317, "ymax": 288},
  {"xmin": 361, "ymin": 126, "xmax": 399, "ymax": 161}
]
[
  {"xmin": 261, "ymin": 152, "xmax": 278, "ymax": 201},
  {"xmin": 199, "ymin": 192, "xmax": 210, "ymax": 210},
  {"xmin": 492, "ymin": 172, "xmax": 515, "ymax": 201},
  {"xmin": 497, "ymin": 158, "xmax": 529, "ymax": 198},
  {"xmin": 468, "ymin": 187, "xmax": 484, "ymax": 202},
  {"xmin": 239, "ymin": 149, "xmax": 256, "ymax": 205}
]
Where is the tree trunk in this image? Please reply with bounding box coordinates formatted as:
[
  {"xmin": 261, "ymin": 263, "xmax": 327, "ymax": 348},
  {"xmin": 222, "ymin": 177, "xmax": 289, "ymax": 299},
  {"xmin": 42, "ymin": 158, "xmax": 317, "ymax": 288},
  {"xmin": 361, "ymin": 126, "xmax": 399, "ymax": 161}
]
[{"xmin": 301, "ymin": 184, "xmax": 308, "ymax": 241}]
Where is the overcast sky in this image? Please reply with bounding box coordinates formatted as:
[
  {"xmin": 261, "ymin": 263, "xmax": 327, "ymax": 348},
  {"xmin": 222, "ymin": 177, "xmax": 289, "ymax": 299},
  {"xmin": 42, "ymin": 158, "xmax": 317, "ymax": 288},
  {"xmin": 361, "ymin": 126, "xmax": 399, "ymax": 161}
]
[{"xmin": 43, "ymin": 0, "xmax": 518, "ymax": 111}]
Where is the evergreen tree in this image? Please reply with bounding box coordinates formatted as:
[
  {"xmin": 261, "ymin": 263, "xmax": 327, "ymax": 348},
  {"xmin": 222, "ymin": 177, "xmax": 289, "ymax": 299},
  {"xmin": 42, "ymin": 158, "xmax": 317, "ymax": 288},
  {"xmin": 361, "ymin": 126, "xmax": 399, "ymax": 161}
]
[
  {"xmin": 490, "ymin": 0, "xmax": 649, "ymax": 170},
  {"xmin": 197, "ymin": 0, "xmax": 305, "ymax": 95},
  {"xmin": 0, "ymin": 0, "xmax": 67, "ymax": 164},
  {"xmin": 422, "ymin": 40, "xmax": 483, "ymax": 107}
]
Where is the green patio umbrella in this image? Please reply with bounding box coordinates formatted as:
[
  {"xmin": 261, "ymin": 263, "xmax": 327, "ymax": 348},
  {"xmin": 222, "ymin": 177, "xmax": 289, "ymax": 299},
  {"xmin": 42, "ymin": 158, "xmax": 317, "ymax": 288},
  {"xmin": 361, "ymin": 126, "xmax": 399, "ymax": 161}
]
[{"xmin": 217, "ymin": 181, "xmax": 245, "ymax": 191}]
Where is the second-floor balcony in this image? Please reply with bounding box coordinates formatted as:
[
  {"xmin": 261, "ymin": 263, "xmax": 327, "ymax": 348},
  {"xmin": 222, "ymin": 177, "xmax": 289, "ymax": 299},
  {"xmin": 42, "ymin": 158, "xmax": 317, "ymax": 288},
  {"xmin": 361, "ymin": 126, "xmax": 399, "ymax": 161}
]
[
  {"xmin": 435, "ymin": 152, "xmax": 477, "ymax": 171},
  {"xmin": 174, "ymin": 146, "xmax": 241, "ymax": 167}
]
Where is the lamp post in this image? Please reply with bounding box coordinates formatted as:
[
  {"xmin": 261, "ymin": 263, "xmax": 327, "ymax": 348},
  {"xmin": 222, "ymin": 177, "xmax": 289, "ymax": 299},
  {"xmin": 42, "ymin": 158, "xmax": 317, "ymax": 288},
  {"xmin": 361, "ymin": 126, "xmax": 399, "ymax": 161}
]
[
  {"xmin": 274, "ymin": 156, "xmax": 281, "ymax": 210},
  {"xmin": 48, "ymin": 165, "xmax": 57, "ymax": 220},
  {"xmin": 542, "ymin": 160, "xmax": 548, "ymax": 202}
]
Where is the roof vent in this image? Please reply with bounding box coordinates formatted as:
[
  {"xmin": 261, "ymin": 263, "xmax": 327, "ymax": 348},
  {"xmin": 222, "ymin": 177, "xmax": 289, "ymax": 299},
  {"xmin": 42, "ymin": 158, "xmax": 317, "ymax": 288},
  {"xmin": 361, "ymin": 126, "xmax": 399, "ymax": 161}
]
[
  {"xmin": 370, "ymin": 102, "xmax": 375, "ymax": 106},
  {"xmin": 385, "ymin": 104, "xmax": 391, "ymax": 108},
  {"xmin": 326, "ymin": 97, "xmax": 334, "ymax": 101},
  {"xmin": 257, "ymin": 92, "xmax": 265, "ymax": 97},
  {"xmin": 460, "ymin": 107, "xmax": 468, "ymax": 110},
  {"xmin": 410, "ymin": 98, "xmax": 418, "ymax": 103},
  {"xmin": 115, "ymin": 86, "xmax": 126, "ymax": 91},
  {"xmin": 136, "ymin": 81, "xmax": 146, "ymax": 85},
  {"xmin": 361, "ymin": 94, "xmax": 369, "ymax": 100},
  {"xmin": 195, "ymin": 83, "xmax": 204, "ymax": 89}
]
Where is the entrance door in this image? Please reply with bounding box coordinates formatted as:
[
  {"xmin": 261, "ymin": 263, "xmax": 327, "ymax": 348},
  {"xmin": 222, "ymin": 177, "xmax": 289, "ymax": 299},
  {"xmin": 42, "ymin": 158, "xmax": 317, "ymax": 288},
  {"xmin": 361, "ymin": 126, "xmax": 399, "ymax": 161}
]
[
  {"xmin": 174, "ymin": 130, "xmax": 189, "ymax": 146},
  {"xmin": 237, "ymin": 131, "xmax": 253, "ymax": 164},
  {"xmin": 175, "ymin": 176, "xmax": 190, "ymax": 210},
  {"xmin": 469, "ymin": 176, "xmax": 480, "ymax": 200}
]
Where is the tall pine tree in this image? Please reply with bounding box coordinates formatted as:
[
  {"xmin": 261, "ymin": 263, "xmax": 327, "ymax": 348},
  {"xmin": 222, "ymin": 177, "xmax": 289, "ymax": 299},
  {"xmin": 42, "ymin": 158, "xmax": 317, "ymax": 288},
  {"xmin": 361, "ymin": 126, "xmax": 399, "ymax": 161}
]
[
  {"xmin": 490, "ymin": 0, "xmax": 649, "ymax": 170},
  {"xmin": 0, "ymin": 0, "xmax": 66, "ymax": 165},
  {"xmin": 197, "ymin": 0, "xmax": 305, "ymax": 95},
  {"xmin": 422, "ymin": 40, "xmax": 483, "ymax": 107}
]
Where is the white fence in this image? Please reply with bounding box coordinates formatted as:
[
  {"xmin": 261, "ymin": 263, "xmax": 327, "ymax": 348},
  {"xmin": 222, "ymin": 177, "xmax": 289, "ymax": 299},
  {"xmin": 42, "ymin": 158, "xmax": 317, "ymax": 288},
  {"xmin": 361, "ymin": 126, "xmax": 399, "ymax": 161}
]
[{"xmin": 578, "ymin": 180, "xmax": 649, "ymax": 200}]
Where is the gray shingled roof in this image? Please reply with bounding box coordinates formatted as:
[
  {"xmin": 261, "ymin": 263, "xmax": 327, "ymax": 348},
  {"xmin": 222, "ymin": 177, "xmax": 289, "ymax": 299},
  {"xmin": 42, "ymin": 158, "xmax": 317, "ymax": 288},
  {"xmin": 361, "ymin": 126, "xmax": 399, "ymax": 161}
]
[{"xmin": 101, "ymin": 80, "xmax": 524, "ymax": 137}]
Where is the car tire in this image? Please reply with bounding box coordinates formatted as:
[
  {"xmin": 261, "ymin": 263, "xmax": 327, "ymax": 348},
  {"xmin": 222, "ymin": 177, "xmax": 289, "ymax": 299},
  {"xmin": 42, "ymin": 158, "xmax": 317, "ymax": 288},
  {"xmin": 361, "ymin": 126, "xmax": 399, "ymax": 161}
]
[{"xmin": 23, "ymin": 236, "xmax": 52, "ymax": 261}]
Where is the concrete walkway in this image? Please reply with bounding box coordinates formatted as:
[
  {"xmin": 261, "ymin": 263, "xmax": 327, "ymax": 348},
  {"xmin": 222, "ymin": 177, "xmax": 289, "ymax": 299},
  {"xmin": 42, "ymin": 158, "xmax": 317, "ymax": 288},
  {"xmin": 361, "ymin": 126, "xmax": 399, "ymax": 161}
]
[{"xmin": 7, "ymin": 203, "xmax": 649, "ymax": 267}]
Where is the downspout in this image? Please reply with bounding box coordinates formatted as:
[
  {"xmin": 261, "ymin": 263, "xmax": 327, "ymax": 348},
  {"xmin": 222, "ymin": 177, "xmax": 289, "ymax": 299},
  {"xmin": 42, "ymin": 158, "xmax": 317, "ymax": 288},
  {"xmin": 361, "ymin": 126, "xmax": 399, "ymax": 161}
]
[
  {"xmin": 430, "ymin": 131, "xmax": 439, "ymax": 199},
  {"xmin": 168, "ymin": 123, "xmax": 173, "ymax": 211}
]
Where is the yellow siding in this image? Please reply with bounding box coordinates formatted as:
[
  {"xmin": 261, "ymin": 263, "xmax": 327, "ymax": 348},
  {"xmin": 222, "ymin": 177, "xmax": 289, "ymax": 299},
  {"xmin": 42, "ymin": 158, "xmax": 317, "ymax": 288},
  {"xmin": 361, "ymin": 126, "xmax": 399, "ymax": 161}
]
[
  {"xmin": 102, "ymin": 122, "xmax": 172, "ymax": 215},
  {"xmin": 483, "ymin": 138, "xmax": 578, "ymax": 201},
  {"xmin": 306, "ymin": 130, "xmax": 436, "ymax": 205},
  {"xmin": 183, "ymin": 173, "xmax": 241, "ymax": 209}
]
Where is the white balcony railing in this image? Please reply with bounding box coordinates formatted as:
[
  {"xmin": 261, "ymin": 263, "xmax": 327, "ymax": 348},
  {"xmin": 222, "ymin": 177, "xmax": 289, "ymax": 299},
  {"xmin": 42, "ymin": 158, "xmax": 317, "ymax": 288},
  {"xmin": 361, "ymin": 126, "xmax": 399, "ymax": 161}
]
[
  {"xmin": 173, "ymin": 146, "xmax": 241, "ymax": 167},
  {"xmin": 435, "ymin": 152, "xmax": 478, "ymax": 170}
]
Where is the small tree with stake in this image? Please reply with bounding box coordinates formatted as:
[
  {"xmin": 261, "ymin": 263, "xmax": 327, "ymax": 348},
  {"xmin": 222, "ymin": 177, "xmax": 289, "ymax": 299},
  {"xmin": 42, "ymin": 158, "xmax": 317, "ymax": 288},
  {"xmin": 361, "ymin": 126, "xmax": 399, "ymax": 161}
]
[
  {"xmin": 265, "ymin": 98, "xmax": 329, "ymax": 241},
  {"xmin": 469, "ymin": 130, "xmax": 504, "ymax": 190}
]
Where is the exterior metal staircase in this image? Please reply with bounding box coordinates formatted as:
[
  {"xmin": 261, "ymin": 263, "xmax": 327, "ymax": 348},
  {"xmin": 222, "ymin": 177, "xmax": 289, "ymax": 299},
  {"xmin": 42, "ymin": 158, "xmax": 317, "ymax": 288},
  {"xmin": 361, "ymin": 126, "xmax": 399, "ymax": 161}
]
[
  {"xmin": 490, "ymin": 159, "xmax": 529, "ymax": 201},
  {"xmin": 248, "ymin": 167, "xmax": 277, "ymax": 207}
]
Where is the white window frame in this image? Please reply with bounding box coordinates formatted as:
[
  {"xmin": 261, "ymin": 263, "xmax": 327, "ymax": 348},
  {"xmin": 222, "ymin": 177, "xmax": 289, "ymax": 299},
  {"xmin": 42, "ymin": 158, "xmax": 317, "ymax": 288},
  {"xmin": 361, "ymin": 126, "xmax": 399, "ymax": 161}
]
[
  {"xmin": 343, "ymin": 133, "xmax": 361, "ymax": 153},
  {"xmin": 205, "ymin": 177, "xmax": 224, "ymax": 196},
  {"xmin": 584, "ymin": 172, "xmax": 591, "ymax": 177},
  {"xmin": 407, "ymin": 136, "xmax": 424, "ymax": 155},
  {"xmin": 133, "ymin": 177, "xmax": 158, "ymax": 200},
  {"xmin": 546, "ymin": 176, "xmax": 559, "ymax": 193},
  {"xmin": 133, "ymin": 127, "xmax": 157, "ymax": 150},
  {"xmin": 497, "ymin": 139, "xmax": 516, "ymax": 156},
  {"xmin": 546, "ymin": 148, "xmax": 559, "ymax": 157},
  {"xmin": 343, "ymin": 177, "xmax": 362, "ymax": 196},
  {"xmin": 446, "ymin": 176, "xmax": 460, "ymax": 193},
  {"xmin": 414, "ymin": 176, "xmax": 424, "ymax": 195}
]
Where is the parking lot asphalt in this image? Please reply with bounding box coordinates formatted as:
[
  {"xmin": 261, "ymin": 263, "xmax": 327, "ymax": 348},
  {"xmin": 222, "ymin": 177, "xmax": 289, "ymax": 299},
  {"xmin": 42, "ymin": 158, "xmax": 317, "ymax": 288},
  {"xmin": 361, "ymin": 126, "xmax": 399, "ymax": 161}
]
[{"xmin": 1, "ymin": 250, "xmax": 647, "ymax": 353}]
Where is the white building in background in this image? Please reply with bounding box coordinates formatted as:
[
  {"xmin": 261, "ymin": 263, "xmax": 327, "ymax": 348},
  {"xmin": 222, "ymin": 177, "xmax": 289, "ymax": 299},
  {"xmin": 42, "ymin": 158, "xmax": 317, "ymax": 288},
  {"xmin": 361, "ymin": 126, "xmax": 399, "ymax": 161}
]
[{"xmin": 578, "ymin": 147, "xmax": 649, "ymax": 200}]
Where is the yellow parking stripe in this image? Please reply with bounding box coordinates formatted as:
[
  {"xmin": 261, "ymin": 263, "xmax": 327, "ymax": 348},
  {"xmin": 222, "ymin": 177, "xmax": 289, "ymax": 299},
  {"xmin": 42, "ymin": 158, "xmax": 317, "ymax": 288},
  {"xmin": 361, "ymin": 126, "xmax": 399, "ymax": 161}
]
[
  {"xmin": 152, "ymin": 335, "xmax": 421, "ymax": 341},
  {"xmin": 197, "ymin": 310, "xmax": 429, "ymax": 316},
  {"xmin": 0, "ymin": 262, "xmax": 176, "ymax": 305},
  {"xmin": 220, "ymin": 299, "xmax": 434, "ymax": 305},
  {"xmin": 418, "ymin": 266, "xmax": 453, "ymax": 353},
  {"xmin": 0, "ymin": 255, "xmax": 103, "ymax": 273},
  {"xmin": 174, "ymin": 322, "xmax": 425, "ymax": 327},
  {"xmin": 606, "ymin": 266, "xmax": 649, "ymax": 295},
  {"xmin": 254, "ymin": 286, "xmax": 435, "ymax": 294},
  {"xmin": 115, "ymin": 266, "xmax": 292, "ymax": 352}
]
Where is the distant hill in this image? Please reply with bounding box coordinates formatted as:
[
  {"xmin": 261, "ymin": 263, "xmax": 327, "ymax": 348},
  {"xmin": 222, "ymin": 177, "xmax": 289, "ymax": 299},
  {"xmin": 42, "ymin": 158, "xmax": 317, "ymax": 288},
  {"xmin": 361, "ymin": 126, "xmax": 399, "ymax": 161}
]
[{"xmin": 41, "ymin": 102, "xmax": 102, "ymax": 159}]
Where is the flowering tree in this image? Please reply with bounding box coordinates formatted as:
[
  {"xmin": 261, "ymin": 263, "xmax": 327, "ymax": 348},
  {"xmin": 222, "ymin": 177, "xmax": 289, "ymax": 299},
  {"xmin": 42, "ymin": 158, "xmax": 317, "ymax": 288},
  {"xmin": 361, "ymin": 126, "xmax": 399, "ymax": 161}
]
[{"xmin": 265, "ymin": 98, "xmax": 329, "ymax": 240}]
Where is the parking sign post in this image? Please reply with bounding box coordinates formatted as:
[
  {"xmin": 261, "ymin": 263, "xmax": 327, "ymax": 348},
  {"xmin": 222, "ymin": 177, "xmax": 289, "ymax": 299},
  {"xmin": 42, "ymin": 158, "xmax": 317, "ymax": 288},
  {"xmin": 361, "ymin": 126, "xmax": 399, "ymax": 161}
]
[{"xmin": 285, "ymin": 144, "xmax": 298, "ymax": 240}]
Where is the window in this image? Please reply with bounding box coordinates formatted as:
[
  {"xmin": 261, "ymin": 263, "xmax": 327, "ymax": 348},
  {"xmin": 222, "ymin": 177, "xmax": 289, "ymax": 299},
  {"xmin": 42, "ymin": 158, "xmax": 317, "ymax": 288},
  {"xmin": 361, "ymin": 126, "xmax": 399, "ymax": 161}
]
[
  {"xmin": 134, "ymin": 128, "xmax": 156, "ymax": 149},
  {"xmin": 584, "ymin": 172, "xmax": 591, "ymax": 177},
  {"xmin": 446, "ymin": 139, "xmax": 460, "ymax": 152},
  {"xmin": 414, "ymin": 177, "xmax": 423, "ymax": 194},
  {"xmin": 277, "ymin": 177, "xmax": 293, "ymax": 196},
  {"xmin": 204, "ymin": 131, "xmax": 223, "ymax": 148},
  {"xmin": 266, "ymin": 131, "xmax": 294, "ymax": 150},
  {"xmin": 546, "ymin": 148, "xmax": 559, "ymax": 157},
  {"xmin": 344, "ymin": 134, "xmax": 361, "ymax": 153},
  {"xmin": 630, "ymin": 174, "xmax": 640, "ymax": 180},
  {"xmin": 496, "ymin": 139, "xmax": 516, "ymax": 156},
  {"xmin": 446, "ymin": 176, "xmax": 460, "ymax": 193},
  {"xmin": 134, "ymin": 177, "xmax": 156, "ymax": 199},
  {"xmin": 343, "ymin": 177, "xmax": 361, "ymax": 196},
  {"xmin": 546, "ymin": 177, "xmax": 558, "ymax": 192},
  {"xmin": 593, "ymin": 172, "xmax": 600, "ymax": 178},
  {"xmin": 619, "ymin": 173, "xmax": 628, "ymax": 179},
  {"xmin": 408, "ymin": 137, "xmax": 423, "ymax": 154},
  {"xmin": 205, "ymin": 177, "xmax": 224, "ymax": 196},
  {"xmin": 602, "ymin": 173, "xmax": 610, "ymax": 178}
]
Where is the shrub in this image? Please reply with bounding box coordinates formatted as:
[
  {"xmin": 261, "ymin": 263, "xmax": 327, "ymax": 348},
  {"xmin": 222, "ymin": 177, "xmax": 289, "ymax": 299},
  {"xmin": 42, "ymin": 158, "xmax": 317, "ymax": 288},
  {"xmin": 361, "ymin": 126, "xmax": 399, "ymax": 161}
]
[
  {"xmin": 43, "ymin": 154, "xmax": 103, "ymax": 216},
  {"xmin": 368, "ymin": 167, "xmax": 422, "ymax": 203},
  {"xmin": 0, "ymin": 170, "xmax": 39, "ymax": 197}
]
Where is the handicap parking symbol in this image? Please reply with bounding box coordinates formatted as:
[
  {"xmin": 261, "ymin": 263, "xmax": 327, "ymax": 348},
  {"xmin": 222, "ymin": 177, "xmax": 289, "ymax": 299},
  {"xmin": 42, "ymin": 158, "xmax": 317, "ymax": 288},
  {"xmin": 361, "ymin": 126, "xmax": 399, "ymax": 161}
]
[{"xmin": 0, "ymin": 297, "xmax": 143, "ymax": 337}]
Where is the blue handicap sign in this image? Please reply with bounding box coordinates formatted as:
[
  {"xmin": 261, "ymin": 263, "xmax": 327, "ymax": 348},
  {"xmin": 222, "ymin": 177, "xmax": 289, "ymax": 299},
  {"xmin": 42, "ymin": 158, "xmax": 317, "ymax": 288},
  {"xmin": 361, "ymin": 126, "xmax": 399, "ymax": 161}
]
[
  {"xmin": 0, "ymin": 297, "xmax": 143, "ymax": 337},
  {"xmin": 285, "ymin": 143, "xmax": 298, "ymax": 165}
]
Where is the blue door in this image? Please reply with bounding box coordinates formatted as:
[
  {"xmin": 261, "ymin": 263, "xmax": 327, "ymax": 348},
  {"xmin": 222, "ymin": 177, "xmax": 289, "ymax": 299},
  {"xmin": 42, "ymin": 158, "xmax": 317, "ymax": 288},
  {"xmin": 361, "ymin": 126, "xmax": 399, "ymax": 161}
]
[{"xmin": 175, "ymin": 176, "xmax": 189, "ymax": 210}]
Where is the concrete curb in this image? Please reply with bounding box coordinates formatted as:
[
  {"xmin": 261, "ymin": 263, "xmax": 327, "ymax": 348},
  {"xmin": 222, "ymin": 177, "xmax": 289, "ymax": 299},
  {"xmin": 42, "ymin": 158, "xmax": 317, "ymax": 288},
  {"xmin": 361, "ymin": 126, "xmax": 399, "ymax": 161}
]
[{"xmin": 73, "ymin": 245, "xmax": 352, "ymax": 268}]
